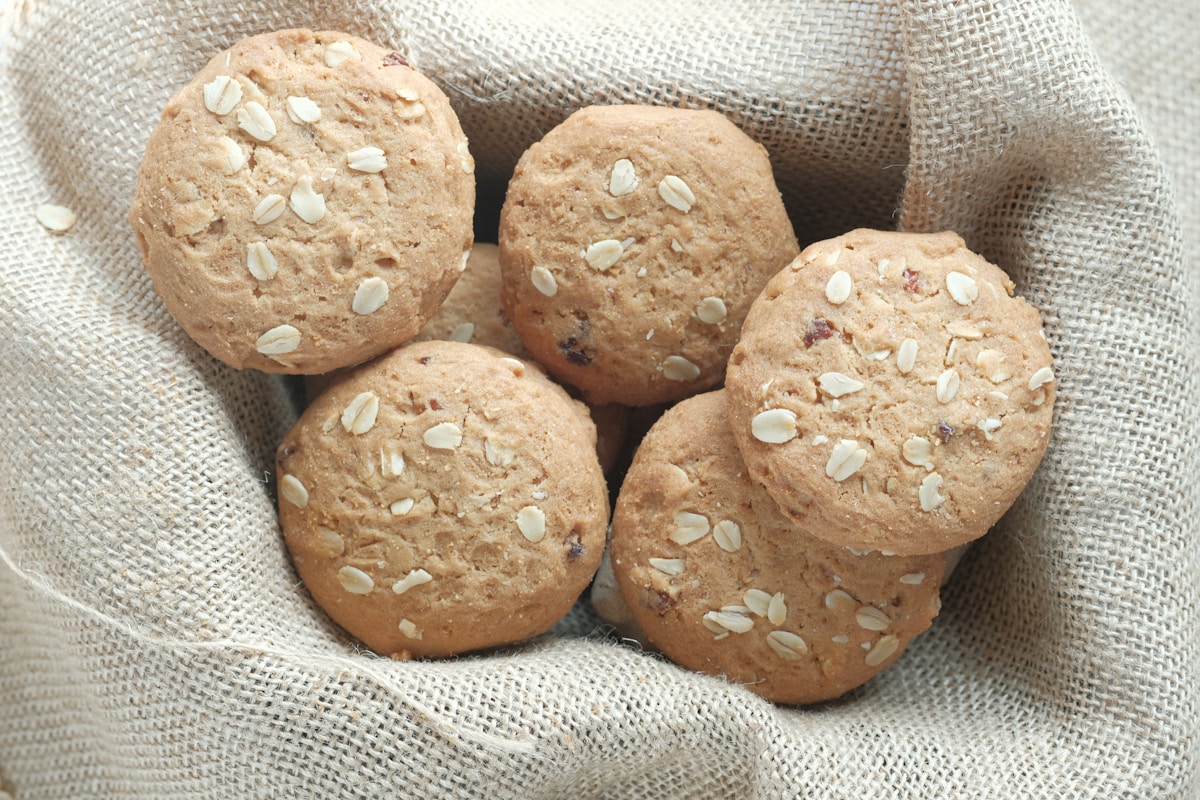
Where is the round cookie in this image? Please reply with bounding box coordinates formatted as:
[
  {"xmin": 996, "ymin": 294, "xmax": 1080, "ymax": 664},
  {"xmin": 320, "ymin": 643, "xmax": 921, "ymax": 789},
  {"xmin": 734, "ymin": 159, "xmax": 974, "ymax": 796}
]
[
  {"xmin": 610, "ymin": 390, "xmax": 945, "ymax": 705},
  {"xmin": 725, "ymin": 229, "xmax": 1056, "ymax": 556},
  {"xmin": 130, "ymin": 29, "xmax": 475, "ymax": 373},
  {"xmin": 276, "ymin": 340, "xmax": 609, "ymax": 658},
  {"xmin": 498, "ymin": 104, "xmax": 799, "ymax": 406}
]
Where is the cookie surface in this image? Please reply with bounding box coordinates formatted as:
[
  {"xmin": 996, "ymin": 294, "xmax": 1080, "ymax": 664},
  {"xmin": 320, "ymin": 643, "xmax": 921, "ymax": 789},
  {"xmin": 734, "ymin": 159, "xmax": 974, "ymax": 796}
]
[
  {"xmin": 725, "ymin": 229, "xmax": 1056, "ymax": 555},
  {"xmin": 131, "ymin": 29, "xmax": 475, "ymax": 373},
  {"xmin": 610, "ymin": 390, "xmax": 944, "ymax": 705},
  {"xmin": 276, "ymin": 340, "xmax": 609, "ymax": 658},
  {"xmin": 498, "ymin": 104, "xmax": 799, "ymax": 406}
]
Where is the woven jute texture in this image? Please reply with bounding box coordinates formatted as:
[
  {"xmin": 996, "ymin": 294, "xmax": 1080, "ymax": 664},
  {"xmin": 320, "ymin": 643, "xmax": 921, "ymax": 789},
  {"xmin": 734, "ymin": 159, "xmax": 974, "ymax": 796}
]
[{"xmin": 1, "ymin": 0, "xmax": 1196, "ymax": 797}]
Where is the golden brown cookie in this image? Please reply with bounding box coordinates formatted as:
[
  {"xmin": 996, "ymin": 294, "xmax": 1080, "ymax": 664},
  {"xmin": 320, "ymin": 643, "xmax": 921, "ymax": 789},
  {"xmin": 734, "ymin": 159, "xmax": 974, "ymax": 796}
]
[
  {"xmin": 276, "ymin": 340, "xmax": 609, "ymax": 658},
  {"xmin": 498, "ymin": 104, "xmax": 799, "ymax": 406},
  {"xmin": 130, "ymin": 29, "xmax": 475, "ymax": 373},
  {"xmin": 610, "ymin": 390, "xmax": 945, "ymax": 705},
  {"xmin": 725, "ymin": 229, "xmax": 1055, "ymax": 556}
]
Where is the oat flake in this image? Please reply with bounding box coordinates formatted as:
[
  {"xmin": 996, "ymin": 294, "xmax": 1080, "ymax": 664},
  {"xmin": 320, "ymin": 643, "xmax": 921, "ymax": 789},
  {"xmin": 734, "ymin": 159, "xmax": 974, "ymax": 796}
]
[{"xmin": 35, "ymin": 204, "xmax": 75, "ymax": 232}]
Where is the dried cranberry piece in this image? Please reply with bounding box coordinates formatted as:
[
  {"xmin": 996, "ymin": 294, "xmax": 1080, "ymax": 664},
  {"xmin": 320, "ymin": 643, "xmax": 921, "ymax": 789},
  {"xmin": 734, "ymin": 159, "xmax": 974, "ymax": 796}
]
[{"xmin": 804, "ymin": 317, "xmax": 835, "ymax": 348}]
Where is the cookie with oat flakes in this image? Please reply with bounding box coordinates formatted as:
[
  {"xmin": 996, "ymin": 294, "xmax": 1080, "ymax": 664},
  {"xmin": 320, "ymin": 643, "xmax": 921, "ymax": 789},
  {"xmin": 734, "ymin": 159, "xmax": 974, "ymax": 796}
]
[
  {"xmin": 497, "ymin": 104, "xmax": 799, "ymax": 406},
  {"xmin": 130, "ymin": 29, "xmax": 475, "ymax": 374},
  {"xmin": 725, "ymin": 229, "xmax": 1056, "ymax": 556},
  {"xmin": 609, "ymin": 390, "xmax": 945, "ymax": 705},
  {"xmin": 276, "ymin": 340, "xmax": 609, "ymax": 658}
]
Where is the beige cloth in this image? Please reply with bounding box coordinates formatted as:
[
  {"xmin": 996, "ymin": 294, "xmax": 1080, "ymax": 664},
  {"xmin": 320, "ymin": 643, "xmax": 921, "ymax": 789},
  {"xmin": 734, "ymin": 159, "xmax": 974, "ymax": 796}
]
[{"xmin": 1, "ymin": 0, "xmax": 1196, "ymax": 797}]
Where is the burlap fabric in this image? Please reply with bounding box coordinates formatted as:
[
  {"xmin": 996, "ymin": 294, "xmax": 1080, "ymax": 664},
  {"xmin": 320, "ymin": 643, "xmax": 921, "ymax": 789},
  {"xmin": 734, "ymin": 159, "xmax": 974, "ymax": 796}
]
[{"xmin": 1, "ymin": 0, "xmax": 1196, "ymax": 797}]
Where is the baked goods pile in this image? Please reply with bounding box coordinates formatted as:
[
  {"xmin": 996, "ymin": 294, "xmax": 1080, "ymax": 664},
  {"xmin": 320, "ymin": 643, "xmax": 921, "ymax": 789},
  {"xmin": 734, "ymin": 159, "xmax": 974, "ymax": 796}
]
[{"xmin": 130, "ymin": 29, "xmax": 1055, "ymax": 703}]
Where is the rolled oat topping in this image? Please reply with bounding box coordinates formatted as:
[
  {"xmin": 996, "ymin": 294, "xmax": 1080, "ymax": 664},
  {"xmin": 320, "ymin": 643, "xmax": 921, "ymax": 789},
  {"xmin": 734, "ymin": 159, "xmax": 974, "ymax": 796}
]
[
  {"xmin": 237, "ymin": 100, "xmax": 277, "ymax": 141},
  {"xmin": 897, "ymin": 338, "xmax": 919, "ymax": 374},
  {"xmin": 279, "ymin": 474, "xmax": 309, "ymax": 508},
  {"xmin": 583, "ymin": 239, "xmax": 626, "ymax": 271},
  {"xmin": 337, "ymin": 565, "xmax": 375, "ymax": 594},
  {"xmin": 662, "ymin": 355, "xmax": 701, "ymax": 382},
  {"xmin": 340, "ymin": 391, "xmax": 380, "ymax": 435},
  {"xmin": 825, "ymin": 270, "xmax": 853, "ymax": 304},
  {"xmin": 352, "ymin": 277, "xmax": 390, "ymax": 315},
  {"xmin": 202, "ymin": 75, "xmax": 242, "ymax": 115},
  {"xmin": 347, "ymin": 146, "xmax": 387, "ymax": 173},
  {"xmin": 919, "ymin": 472, "xmax": 946, "ymax": 511},
  {"xmin": 818, "ymin": 372, "xmax": 864, "ymax": 398},
  {"xmin": 855, "ymin": 606, "xmax": 891, "ymax": 631},
  {"xmin": 517, "ymin": 505, "xmax": 547, "ymax": 542},
  {"xmin": 864, "ymin": 634, "xmax": 900, "ymax": 666},
  {"xmin": 216, "ymin": 136, "xmax": 245, "ymax": 174},
  {"xmin": 246, "ymin": 242, "xmax": 278, "ymax": 280},
  {"xmin": 703, "ymin": 609, "xmax": 754, "ymax": 634},
  {"xmin": 391, "ymin": 568, "xmax": 433, "ymax": 594},
  {"xmin": 1028, "ymin": 366, "xmax": 1055, "ymax": 390},
  {"xmin": 285, "ymin": 95, "xmax": 322, "ymax": 124},
  {"xmin": 324, "ymin": 41, "xmax": 361, "ymax": 67},
  {"xmin": 696, "ymin": 296, "xmax": 728, "ymax": 325},
  {"xmin": 766, "ymin": 630, "xmax": 809, "ymax": 660},
  {"xmin": 751, "ymin": 408, "xmax": 798, "ymax": 444},
  {"xmin": 423, "ymin": 422, "xmax": 463, "ymax": 450},
  {"xmin": 945, "ymin": 271, "xmax": 979, "ymax": 305},
  {"xmin": 671, "ymin": 511, "xmax": 710, "ymax": 545},
  {"xmin": 608, "ymin": 158, "xmax": 638, "ymax": 196},
  {"xmin": 712, "ymin": 519, "xmax": 742, "ymax": 552},
  {"xmin": 530, "ymin": 266, "xmax": 558, "ymax": 297},
  {"xmin": 657, "ymin": 175, "xmax": 695, "ymax": 212},
  {"xmin": 649, "ymin": 557, "xmax": 686, "ymax": 576},
  {"xmin": 826, "ymin": 440, "xmax": 868, "ymax": 481},
  {"xmin": 252, "ymin": 194, "xmax": 286, "ymax": 225},
  {"xmin": 289, "ymin": 176, "xmax": 326, "ymax": 223},
  {"xmin": 935, "ymin": 369, "xmax": 961, "ymax": 404},
  {"xmin": 902, "ymin": 436, "xmax": 934, "ymax": 467},
  {"xmin": 743, "ymin": 589, "xmax": 772, "ymax": 617},
  {"xmin": 256, "ymin": 324, "xmax": 301, "ymax": 355}
]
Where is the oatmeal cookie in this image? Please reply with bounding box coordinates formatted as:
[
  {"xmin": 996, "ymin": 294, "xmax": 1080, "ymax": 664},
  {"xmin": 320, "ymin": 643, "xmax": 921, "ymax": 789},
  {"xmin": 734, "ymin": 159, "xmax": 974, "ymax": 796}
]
[
  {"xmin": 130, "ymin": 29, "xmax": 475, "ymax": 373},
  {"xmin": 276, "ymin": 340, "xmax": 609, "ymax": 658},
  {"xmin": 725, "ymin": 229, "xmax": 1055, "ymax": 555},
  {"xmin": 498, "ymin": 104, "xmax": 799, "ymax": 406}
]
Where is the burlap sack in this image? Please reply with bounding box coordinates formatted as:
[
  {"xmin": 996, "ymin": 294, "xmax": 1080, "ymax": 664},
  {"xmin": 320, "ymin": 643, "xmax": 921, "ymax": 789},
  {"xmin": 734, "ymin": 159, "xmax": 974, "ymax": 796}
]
[{"xmin": 2, "ymin": 0, "xmax": 1196, "ymax": 796}]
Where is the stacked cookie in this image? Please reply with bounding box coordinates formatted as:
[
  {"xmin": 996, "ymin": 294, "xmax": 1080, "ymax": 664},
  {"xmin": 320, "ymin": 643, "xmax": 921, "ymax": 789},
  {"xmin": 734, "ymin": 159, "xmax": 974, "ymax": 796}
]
[{"xmin": 603, "ymin": 229, "xmax": 1056, "ymax": 703}]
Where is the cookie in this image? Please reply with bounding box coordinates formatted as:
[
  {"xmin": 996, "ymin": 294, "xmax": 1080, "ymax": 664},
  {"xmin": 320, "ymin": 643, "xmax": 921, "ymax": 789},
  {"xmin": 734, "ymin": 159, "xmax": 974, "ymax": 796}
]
[
  {"xmin": 130, "ymin": 29, "xmax": 475, "ymax": 373},
  {"xmin": 589, "ymin": 549, "xmax": 653, "ymax": 645},
  {"xmin": 411, "ymin": 243, "xmax": 530, "ymax": 357},
  {"xmin": 275, "ymin": 340, "xmax": 609, "ymax": 658},
  {"xmin": 725, "ymin": 229, "xmax": 1056, "ymax": 556},
  {"xmin": 498, "ymin": 104, "xmax": 799, "ymax": 406},
  {"xmin": 610, "ymin": 390, "xmax": 945, "ymax": 705}
]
